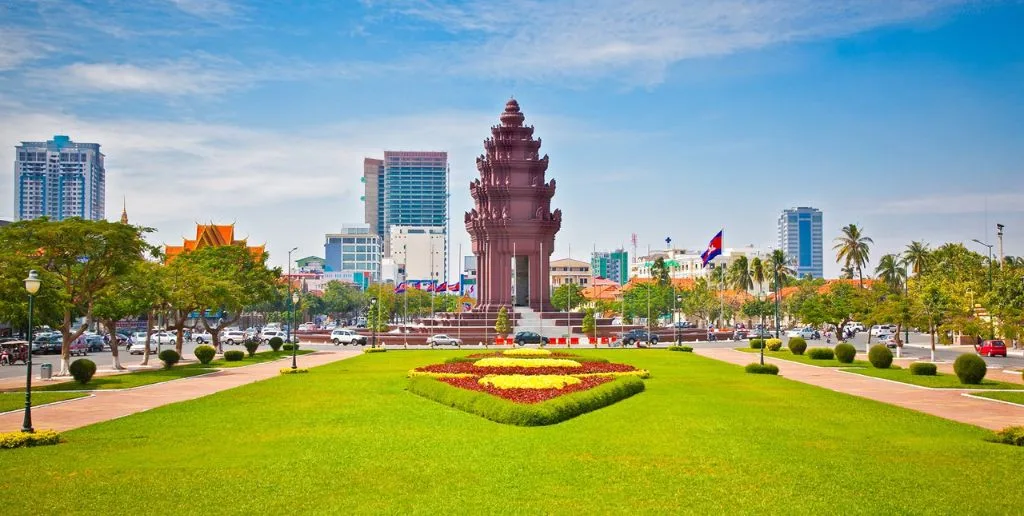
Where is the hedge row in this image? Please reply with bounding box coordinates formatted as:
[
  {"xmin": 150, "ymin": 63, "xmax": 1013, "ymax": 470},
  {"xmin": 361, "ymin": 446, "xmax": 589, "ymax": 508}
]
[
  {"xmin": 992, "ymin": 426, "xmax": 1024, "ymax": 447},
  {"xmin": 0, "ymin": 430, "xmax": 61, "ymax": 449},
  {"xmin": 406, "ymin": 375, "xmax": 645, "ymax": 426},
  {"xmin": 807, "ymin": 348, "xmax": 834, "ymax": 360},
  {"xmin": 744, "ymin": 363, "xmax": 780, "ymax": 375},
  {"xmin": 910, "ymin": 362, "xmax": 937, "ymax": 376},
  {"xmin": 668, "ymin": 345, "xmax": 693, "ymax": 352}
]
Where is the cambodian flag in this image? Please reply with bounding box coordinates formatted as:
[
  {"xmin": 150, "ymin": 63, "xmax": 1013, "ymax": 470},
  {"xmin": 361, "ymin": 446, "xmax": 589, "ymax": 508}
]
[
  {"xmin": 448, "ymin": 282, "xmax": 460, "ymax": 292},
  {"xmin": 393, "ymin": 282, "xmax": 407, "ymax": 294},
  {"xmin": 700, "ymin": 230, "xmax": 723, "ymax": 267},
  {"xmin": 423, "ymin": 282, "xmax": 434, "ymax": 292},
  {"xmin": 437, "ymin": 281, "xmax": 448, "ymax": 292}
]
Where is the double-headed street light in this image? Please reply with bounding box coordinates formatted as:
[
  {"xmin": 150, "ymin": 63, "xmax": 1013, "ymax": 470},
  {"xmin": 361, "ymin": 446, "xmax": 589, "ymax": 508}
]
[
  {"xmin": 971, "ymin": 238, "xmax": 996, "ymax": 338},
  {"xmin": 290, "ymin": 291, "xmax": 299, "ymax": 370},
  {"xmin": 22, "ymin": 270, "xmax": 41, "ymax": 434},
  {"xmin": 369, "ymin": 297, "xmax": 378, "ymax": 348}
]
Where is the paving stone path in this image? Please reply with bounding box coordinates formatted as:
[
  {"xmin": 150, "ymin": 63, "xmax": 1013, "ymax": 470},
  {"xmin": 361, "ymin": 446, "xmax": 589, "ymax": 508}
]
[
  {"xmin": 0, "ymin": 350, "xmax": 360, "ymax": 433},
  {"xmin": 696, "ymin": 348, "xmax": 1024, "ymax": 431}
]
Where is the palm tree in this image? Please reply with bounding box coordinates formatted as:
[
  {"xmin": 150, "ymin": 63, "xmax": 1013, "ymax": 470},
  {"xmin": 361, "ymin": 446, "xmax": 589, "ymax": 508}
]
[
  {"xmin": 768, "ymin": 249, "xmax": 795, "ymax": 289},
  {"xmin": 875, "ymin": 254, "xmax": 907, "ymax": 291},
  {"xmin": 750, "ymin": 257, "xmax": 766, "ymax": 294},
  {"xmin": 833, "ymin": 224, "xmax": 873, "ymax": 288},
  {"xmin": 728, "ymin": 255, "xmax": 753, "ymax": 292},
  {"xmin": 903, "ymin": 241, "xmax": 930, "ymax": 276},
  {"xmin": 839, "ymin": 266, "xmax": 855, "ymax": 280}
]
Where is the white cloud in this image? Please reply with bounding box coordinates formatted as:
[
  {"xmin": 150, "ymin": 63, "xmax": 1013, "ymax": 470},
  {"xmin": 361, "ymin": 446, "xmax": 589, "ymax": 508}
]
[
  {"xmin": 872, "ymin": 193, "xmax": 1024, "ymax": 215},
  {"xmin": 40, "ymin": 58, "xmax": 249, "ymax": 96},
  {"xmin": 167, "ymin": 0, "xmax": 236, "ymax": 19},
  {"xmin": 0, "ymin": 29, "xmax": 50, "ymax": 71}
]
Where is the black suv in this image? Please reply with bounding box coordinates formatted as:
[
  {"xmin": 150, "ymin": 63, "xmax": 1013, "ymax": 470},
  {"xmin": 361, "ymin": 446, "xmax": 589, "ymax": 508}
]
[
  {"xmin": 514, "ymin": 331, "xmax": 548, "ymax": 345},
  {"xmin": 621, "ymin": 329, "xmax": 658, "ymax": 346}
]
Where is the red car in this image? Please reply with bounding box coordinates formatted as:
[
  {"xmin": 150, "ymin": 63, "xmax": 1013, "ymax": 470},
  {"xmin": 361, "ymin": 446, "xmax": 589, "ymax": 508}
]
[{"xmin": 976, "ymin": 339, "xmax": 1007, "ymax": 357}]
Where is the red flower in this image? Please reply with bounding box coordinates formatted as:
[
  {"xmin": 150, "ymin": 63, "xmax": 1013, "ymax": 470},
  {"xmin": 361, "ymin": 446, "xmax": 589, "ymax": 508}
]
[{"xmin": 438, "ymin": 376, "xmax": 613, "ymax": 404}]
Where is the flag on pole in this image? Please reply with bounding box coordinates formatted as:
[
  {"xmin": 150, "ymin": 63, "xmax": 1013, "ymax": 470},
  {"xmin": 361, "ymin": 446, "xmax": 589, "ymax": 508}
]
[
  {"xmin": 424, "ymin": 282, "xmax": 435, "ymax": 292},
  {"xmin": 701, "ymin": 230, "xmax": 723, "ymax": 267},
  {"xmin": 448, "ymin": 282, "xmax": 460, "ymax": 292},
  {"xmin": 393, "ymin": 282, "xmax": 407, "ymax": 294},
  {"xmin": 437, "ymin": 281, "xmax": 448, "ymax": 292}
]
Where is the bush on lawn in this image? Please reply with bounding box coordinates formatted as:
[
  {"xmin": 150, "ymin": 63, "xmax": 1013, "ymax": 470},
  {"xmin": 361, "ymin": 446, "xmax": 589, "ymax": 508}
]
[
  {"xmin": 364, "ymin": 347, "xmax": 387, "ymax": 353},
  {"xmin": 807, "ymin": 347, "xmax": 834, "ymax": 360},
  {"xmin": 0, "ymin": 430, "xmax": 61, "ymax": 449},
  {"xmin": 788, "ymin": 337, "xmax": 807, "ymax": 355},
  {"xmin": 194, "ymin": 345, "xmax": 216, "ymax": 365},
  {"xmin": 909, "ymin": 362, "xmax": 937, "ymax": 376},
  {"xmin": 744, "ymin": 363, "xmax": 780, "ymax": 375},
  {"xmin": 953, "ymin": 353, "xmax": 987, "ymax": 384},
  {"xmin": 279, "ymin": 368, "xmax": 309, "ymax": 375},
  {"xmin": 158, "ymin": 349, "xmax": 180, "ymax": 369},
  {"xmin": 69, "ymin": 359, "xmax": 96, "ymax": 384},
  {"xmin": 223, "ymin": 350, "xmax": 245, "ymax": 362},
  {"xmin": 244, "ymin": 340, "xmax": 260, "ymax": 357},
  {"xmin": 868, "ymin": 345, "xmax": 893, "ymax": 369},
  {"xmin": 282, "ymin": 343, "xmax": 299, "ymax": 352},
  {"xmin": 749, "ymin": 338, "xmax": 764, "ymax": 349},
  {"xmin": 268, "ymin": 336, "xmax": 284, "ymax": 352},
  {"xmin": 668, "ymin": 345, "xmax": 693, "ymax": 352},
  {"xmin": 834, "ymin": 343, "xmax": 857, "ymax": 364},
  {"xmin": 766, "ymin": 338, "xmax": 782, "ymax": 351},
  {"xmin": 991, "ymin": 426, "xmax": 1024, "ymax": 447}
]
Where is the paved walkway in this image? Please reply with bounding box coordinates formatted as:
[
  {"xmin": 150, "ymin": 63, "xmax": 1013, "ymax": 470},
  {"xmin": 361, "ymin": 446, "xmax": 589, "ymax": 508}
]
[
  {"xmin": 696, "ymin": 348, "xmax": 1024, "ymax": 431},
  {"xmin": 0, "ymin": 350, "xmax": 360, "ymax": 433}
]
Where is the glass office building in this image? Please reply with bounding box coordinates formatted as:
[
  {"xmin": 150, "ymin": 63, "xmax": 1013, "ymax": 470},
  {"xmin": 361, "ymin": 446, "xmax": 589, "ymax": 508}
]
[
  {"xmin": 381, "ymin": 151, "xmax": 448, "ymax": 254},
  {"xmin": 324, "ymin": 223, "xmax": 381, "ymax": 282},
  {"xmin": 591, "ymin": 249, "xmax": 629, "ymax": 285},
  {"xmin": 778, "ymin": 207, "xmax": 823, "ymax": 279},
  {"xmin": 14, "ymin": 135, "xmax": 105, "ymax": 221}
]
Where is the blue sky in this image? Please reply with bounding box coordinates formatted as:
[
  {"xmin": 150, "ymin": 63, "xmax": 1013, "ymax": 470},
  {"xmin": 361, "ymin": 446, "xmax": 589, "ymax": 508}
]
[{"xmin": 1, "ymin": 0, "xmax": 1022, "ymax": 278}]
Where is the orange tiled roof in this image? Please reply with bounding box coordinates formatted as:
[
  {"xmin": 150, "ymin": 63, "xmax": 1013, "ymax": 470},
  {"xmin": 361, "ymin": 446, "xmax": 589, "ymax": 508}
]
[
  {"xmin": 769, "ymin": 279, "xmax": 876, "ymax": 300},
  {"xmin": 165, "ymin": 223, "xmax": 265, "ymax": 262},
  {"xmin": 582, "ymin": 278, "xmax": 622, "ymax": 301}
]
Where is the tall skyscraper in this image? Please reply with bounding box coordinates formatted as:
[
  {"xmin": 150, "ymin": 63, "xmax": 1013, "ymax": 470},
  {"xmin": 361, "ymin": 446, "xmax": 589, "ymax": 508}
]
[
  {"xmin": 362, "ymin": 158, "xmax": 384, "ymax": 239},
  {"xmin": 778, "ymin": 207, "xmax": 823, "ymax": 279},
  {"xmin": 14, "ymin": 135, "xmax": 105, "ymax": 221},
  {"xmin": 591, "ymin": 249, "xmax": 629, "ymax": 285},
  {"xmin": 362, "ymin": 151, "xmax": 449, "ymax": 260}
]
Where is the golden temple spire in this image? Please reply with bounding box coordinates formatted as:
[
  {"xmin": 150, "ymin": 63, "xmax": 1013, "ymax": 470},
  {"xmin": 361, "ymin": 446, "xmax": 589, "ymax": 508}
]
[{"xmin": 120, "ymin": 196, "xmax": 128, "ymax": 224}]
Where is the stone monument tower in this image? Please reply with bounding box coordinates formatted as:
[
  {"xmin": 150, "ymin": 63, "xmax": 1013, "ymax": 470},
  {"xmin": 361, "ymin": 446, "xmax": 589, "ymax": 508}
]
[{"xmin": 465, "ymin": 99, "xmax": 561, "ymax": 311}]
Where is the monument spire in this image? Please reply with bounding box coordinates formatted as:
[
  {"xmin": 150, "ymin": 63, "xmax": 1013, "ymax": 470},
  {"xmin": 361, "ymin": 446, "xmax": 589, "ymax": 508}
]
[{"xmin": 120, "ymin": 196, "xmax": 128, "ymax": 224}]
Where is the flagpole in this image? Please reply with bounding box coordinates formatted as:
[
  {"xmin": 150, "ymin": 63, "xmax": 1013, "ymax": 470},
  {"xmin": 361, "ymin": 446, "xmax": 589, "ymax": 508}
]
[
  {"xmin": 458, "ymin": 242, "xmax": 462, "ymax": 343},
  {"xmin": 719, "ymin": 227, "xmax": 725, "ymax": 328},
  {"xmin": 430, "ymin": 242, "xmax": 435, "ymax": 318}
]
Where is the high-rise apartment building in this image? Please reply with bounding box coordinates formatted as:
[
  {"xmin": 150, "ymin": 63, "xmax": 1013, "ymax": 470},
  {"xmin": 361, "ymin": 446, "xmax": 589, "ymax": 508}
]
[
  {"xmin": 14, "ymin": 135, "xmax": 105, "ymax": 221},
  {"xmin": 591, "ymin": 249, "xmax": 629, "ymax": 285},
  {"xmin": 778, "ymin": 207, "xmax": 823, "ymax": 279},
  {"xmin": 324, "ymin": 223, "xmax": 381, "ymax": 282},
  {"xmin": 362, "ymin": 158, "xmax": 385, "ymax": 239},
  {"xmin": 388, "ymin": 225, "xmax": 446, "ymax": 285},
  {"xmin": 362, "ymin": 151, "xmax": 449, "ymax": 258}
]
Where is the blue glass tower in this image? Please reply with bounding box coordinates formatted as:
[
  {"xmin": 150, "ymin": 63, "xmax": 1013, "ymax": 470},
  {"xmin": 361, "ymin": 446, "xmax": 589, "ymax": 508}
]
[{"xmin": 778, "ymin": 207, "xmax": 823, "ymax": 279}]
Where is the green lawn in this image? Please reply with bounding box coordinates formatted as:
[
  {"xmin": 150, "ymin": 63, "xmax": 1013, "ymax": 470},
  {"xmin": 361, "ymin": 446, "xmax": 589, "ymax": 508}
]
[
  {"xmin": 0, "ymin": 391, "xmax": 88, "ymax": 412},
  {"xmin": 188, "ymin": 349, "xmax": 314, "ymax": 369},
  {"xmin": 736, "ymin": 347, "xmax": 871, "ymax": 367},
  {"xmin": 0, "ymin": 350, "xmax": 1021, "ymax": 514},
  {"xmin": 844, "ymin": 367, "xmax": 1024, "ymax": 390},
  {"xmin": 972, "ymin": 392, "xmax": 1024, "ymax": 405}
]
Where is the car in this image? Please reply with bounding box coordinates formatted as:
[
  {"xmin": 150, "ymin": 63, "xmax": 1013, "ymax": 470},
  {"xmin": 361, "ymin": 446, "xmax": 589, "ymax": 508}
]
[
  {"xmin": 128, "ymin": 340, "xmax": 158, "ymax": 355},
  {"xmin": 876, "ymin": 333, "xmax": 897, "ymax": 349},
  {"xmin": 427, "ymin": 334, "xmax": 462, "ymax": 346},
  {"xmin": 192, "ymin": 331, "xmax": 213, "ymax": 344},
  {"xmin": 786, "ymin": 327, "xmax": 820, "ymax": 340},
  {"xmin": 847, "ymin": 322, "xmax": 865, "ymax": 333},
  {"xmin": 261, "ymin": 329, "xmax": 293, "ymax": 343},
  {"xmin": 69, "ymin": 338, "xmax": 89, "ymax": 357},
  {"xmin": 620, "ymin": 329, "xmax": 658, "ymax": 346},
  {"xmin": 749, "ymin": 328, "xmax": 774, "ymax": 339},
  {"xmin": 330, "ymin": 328, "xmax": 367, "ymax": 346},
  {"xmin": 85, "ymin": 334, "xmax": 106, "ymax": 352},
  {"xmin": 869, "ymin": 325, "xmax": 895, "ymax": 337},
  {"xmin": 298, "ymin": 323, "xmax": 316, "ymax": 332},
  {"xmin": 976, "ymin": 339, "xmax": 1008, "ymax": 357},
  {"xmin": 220, "ymin": 330, "xmax": 247, "ymax": 345},
  {"xmin": 32, "ymin": 334, "xmax": 62, "ymax": 354},
  {"xmin": 668, "ymin": 321, "xmax": 694, "ymax": 329},
  {"xmin": 514, "ymin": 331, "xmax": 548, "ymax": 345}
]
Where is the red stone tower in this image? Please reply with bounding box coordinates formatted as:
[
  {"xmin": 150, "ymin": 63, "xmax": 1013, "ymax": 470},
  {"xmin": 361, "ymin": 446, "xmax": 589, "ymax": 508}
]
[{"xmin": 466, "ymin": 99, "xmax": 561, "ymax": 311}]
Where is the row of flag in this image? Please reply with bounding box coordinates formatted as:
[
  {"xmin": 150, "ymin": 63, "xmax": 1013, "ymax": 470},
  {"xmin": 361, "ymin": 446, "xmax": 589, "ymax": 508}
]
[{"xmin": 394, "ymin": 281, "xmax": 475, "ymax": 295}]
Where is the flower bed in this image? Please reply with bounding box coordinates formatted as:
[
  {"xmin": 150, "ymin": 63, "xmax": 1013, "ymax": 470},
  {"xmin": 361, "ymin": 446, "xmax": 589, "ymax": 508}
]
[
  {"xmin": 479, "ymin": 374, "xmax": 581, "ymax": 390},
  {"xmin": 502, "ymin": 348, "xmax": 552, "ymax": 357},
  {"xmin": 474, "ymin": 357, "xmax": 582, "ymax": 369},
  {"xmin": 441, "ymin": 375, "xmax": 610, "ymax": 403},
  {"xmin": 413, "ymin": 360, "xmax": 640, "ymax": 377}
]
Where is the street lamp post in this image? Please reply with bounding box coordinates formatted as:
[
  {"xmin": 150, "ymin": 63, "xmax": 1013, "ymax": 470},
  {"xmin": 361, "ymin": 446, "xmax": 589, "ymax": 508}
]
[
  {"xmin": 674, "ymin": 294, "xmax": 682, "ymax": 344},
  {"xmin": 369, "ymin": 297, "xmax": 378, "ymax": 348},
  {"xmin": 773, "ymin": 267, "xmax": 781, "ymax": 340},
  {"xmin": 22, "ymin": 270, "xmax": 41, "ymax": 433},
  {"xmin": 971, "ymin": 238, "xmax": 995, "ymax": 338},
  {"xmin": 290, "ymin": 291, "xmax": 299, "ymax": 370},
  {"xmin": 286, "ymin": 246, "xmax": 298, "ymax": 345}
]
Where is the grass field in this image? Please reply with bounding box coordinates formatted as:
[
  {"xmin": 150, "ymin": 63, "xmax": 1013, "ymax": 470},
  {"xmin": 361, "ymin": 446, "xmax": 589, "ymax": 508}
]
[
  {"xmin": 844, "ymin": 367, "xmax": 1024, "ymax": 390},
  {"xmin": 973, "ymin": 391, "xmax": 1024, "ymax": 405},
  {"xmin": 0, "ymin": 350, "xmax": 1021, "ymax": 514},
  {"xmin": 736, "ymin": 347, "xmax": 872, "ymax": 367},
  {"xmin": 0, "ymin": 392, "xmax": 87, "ymax": 412}
]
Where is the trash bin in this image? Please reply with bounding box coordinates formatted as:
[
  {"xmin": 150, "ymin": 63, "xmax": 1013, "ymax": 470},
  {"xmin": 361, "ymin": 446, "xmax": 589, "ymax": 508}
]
[{"xmin": 39, "ymin": 363, "xmax": 52, "ymax": 380}]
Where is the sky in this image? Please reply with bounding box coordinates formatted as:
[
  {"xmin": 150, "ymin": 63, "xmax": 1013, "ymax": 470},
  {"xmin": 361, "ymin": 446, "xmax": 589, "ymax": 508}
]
[{"xmin": 1, "ymin": 0, "xmax": 1023, "ymax": 279}]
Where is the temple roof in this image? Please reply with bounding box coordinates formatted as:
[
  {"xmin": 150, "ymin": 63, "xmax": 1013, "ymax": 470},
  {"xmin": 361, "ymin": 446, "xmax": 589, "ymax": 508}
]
[
  {"xmin": 164, "ymin": 223, "xmax": 265, "ymax": 262},
  {"xmin": 500, "ymin": 98, "xmax": 525, "ymax": 127}
]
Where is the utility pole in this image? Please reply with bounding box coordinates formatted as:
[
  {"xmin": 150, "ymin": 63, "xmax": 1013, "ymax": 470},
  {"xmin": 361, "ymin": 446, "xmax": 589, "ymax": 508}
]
[{"xmin": 997, "ymin": 223, "xmax": 1005, "ymax": 267}]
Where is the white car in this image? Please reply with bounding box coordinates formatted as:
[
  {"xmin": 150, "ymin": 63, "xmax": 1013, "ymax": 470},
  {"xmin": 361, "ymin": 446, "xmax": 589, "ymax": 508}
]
[
  {"xmin": 427, "ymin": 334, "xmax": 462, "ymax": 346},
  {"xmin": 192, "ymin": 331, "xmax": 213, "ymax": 344},
  {"xmin": 261, "ymin": 330, "xmax": 293, "ymax": 343},
  {"xmin": 869, "ymin": 325, "xmax": 894, "ymax": 337},
  {"xmin": 785, "ymin": 327, "xmax": 820, "ymax": 340},
  {"xmin": 330, "ymin": 328, "xmax": 367, "ymax": 346},
  {"xmin": 128, "ymin": 340, "xmax": 158, "ymax": 355},
  {"xmin": 220, "ymin": 330, "xmax": 247, "ymax": 345},
  {"xmin": 847, "ymin": 322, "xmax": 865, "ymax": 333},
  {"xmin": 151, "ymin": 331, "xmax": 177, "ymax": 345}
]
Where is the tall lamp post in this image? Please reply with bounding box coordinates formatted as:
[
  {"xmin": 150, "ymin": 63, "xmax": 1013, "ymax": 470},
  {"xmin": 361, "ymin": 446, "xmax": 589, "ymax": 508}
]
[
  {"xmin": 773, "ymin": 266, "xmax": 781, "ymax": 340},
  {"xmin": 674, "ymin": 294, "xmax": 682, "ymax": 344},
  {"xmin": 286, "ymin": 246, "xmax": 298, "ymax": 344},
  {"xmin": 369, "ymin": 297, "xmax": 378, "ymax": 348},
  {"xmin": 290, "ymin": 291, "xmax": 299, "ymax": 370},
  {"xmin": 971, "ymin": 238, "xmax": 995, "ymax": 338},
  {"xmin": 22, "ymin": 270, "xmax": 41, "ymax": 433}
]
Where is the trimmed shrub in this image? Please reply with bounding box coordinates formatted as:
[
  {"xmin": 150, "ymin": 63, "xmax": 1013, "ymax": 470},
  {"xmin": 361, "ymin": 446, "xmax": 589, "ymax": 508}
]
[
  {"xmin": 364, "ymin": 347, "xmax": 387, "ymax": 353},
  {"xmin": 868, "ymin": 345, "xmax": 893, "ymax": 369},
  {"xmin": 668, "ymin": 345, "xmax": 693, "ymax": 352},
  {"xmin": 223, "ymin": 350, "xmax": 245, "ymax": 362},
  {"xmin": 788, "ymin": 337, "xmax": 807, "ymax": 355},
  {"xmin": 807, "ymin": 347, "xmax": 834, "ymax": 360},
  {"xmin": 244, "ymin": 340, "xmax": 260, "ymax": 357},
  {"xmin": 766, "ymin": 338, "xmax": 783, "ymax": 351},
  {"xmin": 194, "ymin": 345, "xmax": 216, "ymax": 365},
  {"xmin": 268, "ymin": 336, "xmax": 284, "ymax": 352},
  {"xmin": 834, "ymin": 343, "xmax": 857, "ymax": 364},
  {"xmin": 158, "ymin": 349, "xmax": 180, "ymax": 369},
  {"xmin": 953, "ymin": 353, "xmax": 987, "ymax": 384},
  {"xmin": 745, "ymin": 363, "xmax": 780, "ymax": 375},
  {"xmin": 0, "ymin": 430, "xmax": 61, "ymax": 449},
  {"xmin": 991, "ymin": 426, "xmax": 1024, "ymax": 447},
  {"xmin": 749, "ymin": 338, "xmax": 764, "ymax": 349},
  {"xmin": 282, "ymin": 343, "xmax": 300, "ymax": 352},
  {"xmin": 69, "ymin": 359, "xmax": 96, "ymax": 384},
  {"xmin": 279, "ymin": 368, "xmax": 310, "ymax": 374},
  {"xmin": 909, "ymin": 362, "xmax": 937, "ymax": 376}
]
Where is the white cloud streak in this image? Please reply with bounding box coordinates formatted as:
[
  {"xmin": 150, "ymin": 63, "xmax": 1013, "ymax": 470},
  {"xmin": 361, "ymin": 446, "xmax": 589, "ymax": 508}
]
[
  {"xmin": 36, "ymin": 57, "xmax": 252, "ymax": 96},
  {"xmin": 872, "ymin": 193, "xmax": 1024, "ymax": 215}
]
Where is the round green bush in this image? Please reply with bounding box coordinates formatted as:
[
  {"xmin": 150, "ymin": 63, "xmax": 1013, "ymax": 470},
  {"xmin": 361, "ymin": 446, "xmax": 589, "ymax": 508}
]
[
  {"xmin": 807, "ymin": 347, "xmax": 834, "ymax": 360},
  {"xmin": 745, "ymin": 363, "xmax": 780, "ymax": 375},
  {"xmin": 282, "ymin": 343, "xmax": 300, "ymax": 351},
  {"xmin": 766, "ymin": 338, "xmax": 783, "ymax": 351},
  {"xmin": 834, "ymin": 343, "xmax": 857, "ymax": 364},
  {"xmin": 194, "ymin": 345, "xmax": 216, "ymax": 365},
  {"xmin": 268, "ymin": 336, "xmax": 284, "ymax": 352},
  {"xmin": 953, "ymin": 353, "xmax": 987, "ymax": 384},
  {"xmin": 909, "ymin": 362, "xmax": 937, "ymax": 376},
  {"xmin": 868, "ymin": 345, "xmax": 893, "ymax": 369},
  {"xmin": 244, "ymin": 340, "xmax": 260, "ymax": 357},
  {"xmin": 223, "ymin": 350, "xmax": 245, "ymax": 362},
  {"xmin": 788, "ymin": 337, "xmax": 807, "ymax": 355},
  {"xmin": 69, "ymin": 358, "xmax": 96, "ymax": 385},
  {"xmin": 749, "ymin": 338, "xmax": 764, "ymax": 349},
  {"xmin": 157, "ymin": 349, "xmax": 180, "ymax": 369}
]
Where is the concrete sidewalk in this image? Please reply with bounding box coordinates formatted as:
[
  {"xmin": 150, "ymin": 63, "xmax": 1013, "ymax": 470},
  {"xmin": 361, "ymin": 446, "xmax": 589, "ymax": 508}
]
[
  {"xmin": 696, "ymin": 348, "xmax": 1024, "ymax": 431},
  {"xmin": 0, "ymin": 350, "xmax": 360, "ymax": 433}
]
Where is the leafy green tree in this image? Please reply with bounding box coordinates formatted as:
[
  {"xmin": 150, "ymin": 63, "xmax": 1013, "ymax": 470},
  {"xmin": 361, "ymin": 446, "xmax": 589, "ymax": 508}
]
[
  {"xmin": 581, "ymin": 308, "xmax": 596, "ymax": 338},
  {"xmin": 682, "ymin": 278, "xmax": 717, "ymax": 328},
  {"xmin": 915, "ymin": 277, "xmax": 955, "ymax": 361},
  {"xmin": 550, "ymin": 283, "xmax": 584, "ymax": 312},
  {"xmin": 495, "ymin": 306, "xmax": 511, "ymax": 335},
  {"xmin": 93, "ymin": 260, "xmax": 165, "ymax": 370},
  {"xmin": 649, "ymin": 257, "xmax": 671, "ymax": 286},
  {"xmin": 833, "ymin": 223, "xmax": 873, "ymax": 288},
  {"xmin": 728, "ymin": 255, "xmax": 753, "ymax": 292},
  {"xmin": 321, "ymin": 281, "xmax": 364, "ymax": 318},
  {"xmin": 364, "ymin": 283, "xmax": 396, "ymax": 331},
  {"xmin": 793, "ymin": 283, "xmax": 864, "ymax": 343},
  {"xmin": 741, "ymin": 298, "xmax": 773, "ymax": 327},
  {"xmin": 623, "ymin": 282, "xmax": 674, "ymax": 330}
]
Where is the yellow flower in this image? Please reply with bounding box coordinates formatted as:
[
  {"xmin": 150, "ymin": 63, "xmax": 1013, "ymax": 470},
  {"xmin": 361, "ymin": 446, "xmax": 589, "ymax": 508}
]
[
  {"xmin": 572, "ymin": 369, "xmax": 650, "ymax": 379},
  {"xmin": 478, "ymin": 374, "xmax": 581, "ymax": 390},
  {"xmin": 502, "ymin": 348, "xmax": 552, "ymax": 357},
  {"xmin": 407, "ymin": 370, "xmax": 478, "ymax": 379},
  {"xmin": 473, "ymin": 357, "xmax": 582, "ymax": 368}
]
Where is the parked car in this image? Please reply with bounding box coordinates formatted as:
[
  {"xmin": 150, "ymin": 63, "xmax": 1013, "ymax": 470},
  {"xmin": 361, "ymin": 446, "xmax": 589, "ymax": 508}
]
[
  {"xmin": 786, "ymin": 327, "xmax": 820, "ymax": 340},
  {"xmin": 976, "ymin": 339, "xmax": 1008, "ymax": 357},
  {"xmin": 428, "ymin": 334, "xmax": 462, "ymax": 347},
  {"xmin": 869, "ymin": 324, "xmax": 894, "ymax": 337},
  {"xmin": 847, "ymin": 322, "xmax": 865, "ymax": 333},
  {"xmin": 876, "ymin": 333, "xmax": 897, "ymax": 349},
  {"xmin": 32, "ymin": 334, "xmax": 62, "ymax": 354},
  {"xmin": 85, "ymin": 334, "xmax": 106, "ymax": 352},
  {"xmin": 620, "ymin": 329, "xmax": 658, "ymax": 346},
  {"xmin": 261, "ymin": 329, "xmax": 293, "ymax": 343},
  {"xmin": 220, "ymin": 330, "xmax": 247, "ymax": 345},
  {"xmin": 330, "ymin": 328, "xmax": 367, "ymax": 346},
  {"xmin": 192, "ymin": 331, "xmax": 213, "ymax": 344},
  {"xmin": 69, "ymin": 338, "xmax": 89, "ymax": 357},
  {"xmin": 668, "ymin": 321, "xmax": 694, "ymax": 329},
  {"xmin": 514, "ymin": 331, "xmax": 548, "ymax": 345},
  {"xmin": 128, "ymin": 339, "xmax": 158, "ymax": 355},
  {"xmin": 749, "ymin": 328, "xmax": 774, "ymax": 339}
]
